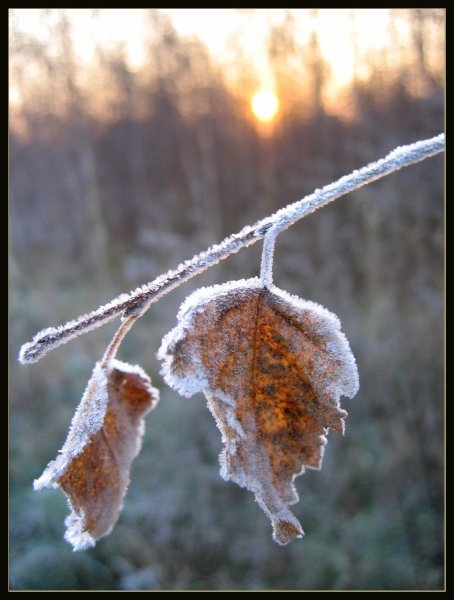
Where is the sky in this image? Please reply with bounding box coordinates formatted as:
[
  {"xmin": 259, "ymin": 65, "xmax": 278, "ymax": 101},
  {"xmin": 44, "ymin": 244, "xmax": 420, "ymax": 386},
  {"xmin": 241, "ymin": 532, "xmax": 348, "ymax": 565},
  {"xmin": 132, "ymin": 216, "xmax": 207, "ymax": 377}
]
[
  {"xmin": 10, "ymin": 8, "xmax": 398, "ymax": 91},
  {"xmin": 10, "ymin": 8, "xmax": 444, "ymax": 125}
]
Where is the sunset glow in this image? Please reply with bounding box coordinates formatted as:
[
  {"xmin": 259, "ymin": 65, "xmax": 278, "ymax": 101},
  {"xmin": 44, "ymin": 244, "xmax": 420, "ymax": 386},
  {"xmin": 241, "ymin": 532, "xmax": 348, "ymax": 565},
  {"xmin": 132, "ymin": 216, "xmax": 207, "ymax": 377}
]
[
  {"xmin": 251, "ymin": 90, "xmax": 280, "ymax": 123},
  {"xmin": 9, "ymin": 9, "xmax": 445, "ymax": 125}
]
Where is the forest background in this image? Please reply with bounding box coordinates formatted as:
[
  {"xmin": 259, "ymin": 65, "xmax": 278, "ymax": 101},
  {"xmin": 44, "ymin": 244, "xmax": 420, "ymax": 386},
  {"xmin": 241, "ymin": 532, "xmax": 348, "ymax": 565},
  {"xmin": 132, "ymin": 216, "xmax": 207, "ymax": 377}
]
[{"xmin": 9, "ymin": 9, "xmax": 445, "ymax": 591}]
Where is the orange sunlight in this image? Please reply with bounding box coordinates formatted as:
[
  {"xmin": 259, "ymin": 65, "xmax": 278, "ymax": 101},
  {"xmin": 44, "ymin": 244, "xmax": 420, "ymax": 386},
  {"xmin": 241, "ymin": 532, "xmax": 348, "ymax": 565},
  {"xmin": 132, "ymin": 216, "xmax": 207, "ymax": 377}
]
[{"xmin": 251, "ymin": 90, "xmax": 280, "ymax": 124}]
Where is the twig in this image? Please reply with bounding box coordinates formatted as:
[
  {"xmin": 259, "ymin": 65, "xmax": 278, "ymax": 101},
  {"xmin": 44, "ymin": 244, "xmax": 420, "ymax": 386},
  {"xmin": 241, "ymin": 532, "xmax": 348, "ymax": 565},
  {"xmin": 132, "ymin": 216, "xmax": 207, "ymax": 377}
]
[{"xmin": 19, "ymin": 133, "xmax": 444, "ymax": 364}]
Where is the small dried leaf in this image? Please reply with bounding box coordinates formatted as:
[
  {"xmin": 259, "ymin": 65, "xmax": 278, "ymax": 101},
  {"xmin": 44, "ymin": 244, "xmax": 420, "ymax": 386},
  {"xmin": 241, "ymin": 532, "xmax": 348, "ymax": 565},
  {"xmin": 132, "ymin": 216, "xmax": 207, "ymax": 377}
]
[
  {"xmin": 34, "ymin": 359, "xmax": 159, "ymax": 551},
  {"xmin": 158, "ymin": 278, "xmax": 359, "ymax": 544}
]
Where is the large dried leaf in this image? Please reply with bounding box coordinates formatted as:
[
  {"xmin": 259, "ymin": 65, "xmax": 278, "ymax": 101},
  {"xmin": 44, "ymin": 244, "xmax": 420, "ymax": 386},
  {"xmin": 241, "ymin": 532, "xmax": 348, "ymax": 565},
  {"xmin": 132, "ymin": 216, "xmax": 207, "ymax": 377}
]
[
  {"xmin": 158, "ymin": 278, "xmax": 359, "ymax": 544},
  {"xmin": 34, "ymin": 359, "xmax": 159, "ymax": 551}
]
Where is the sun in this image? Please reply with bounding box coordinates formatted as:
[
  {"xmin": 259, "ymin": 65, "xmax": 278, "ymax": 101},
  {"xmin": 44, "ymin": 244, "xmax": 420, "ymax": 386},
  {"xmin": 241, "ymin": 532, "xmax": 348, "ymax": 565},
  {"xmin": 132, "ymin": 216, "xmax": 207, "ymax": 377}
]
[{"xmin": 251, "ymin": 90, "xmax": 280, "ymax": 123}]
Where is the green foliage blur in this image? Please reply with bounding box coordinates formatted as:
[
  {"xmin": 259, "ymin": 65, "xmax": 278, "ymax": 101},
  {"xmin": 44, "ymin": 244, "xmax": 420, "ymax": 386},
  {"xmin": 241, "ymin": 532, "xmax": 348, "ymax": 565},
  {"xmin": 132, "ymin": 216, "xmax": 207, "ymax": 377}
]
[{"xmin": 9, "ymin": 9, "xmax": 444, "ymax": 591}]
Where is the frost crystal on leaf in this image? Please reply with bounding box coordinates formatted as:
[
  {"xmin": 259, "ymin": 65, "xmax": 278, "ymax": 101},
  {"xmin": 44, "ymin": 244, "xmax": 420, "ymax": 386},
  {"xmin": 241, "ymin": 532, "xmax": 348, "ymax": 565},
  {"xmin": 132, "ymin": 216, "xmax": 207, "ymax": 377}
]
[
  {"xmin": 158, "ymin": 279, "xmax": 359, "ymax": 544},
  {"xmin": 34, "ymin": 359, "xmax": 159, "ymax": 551}
]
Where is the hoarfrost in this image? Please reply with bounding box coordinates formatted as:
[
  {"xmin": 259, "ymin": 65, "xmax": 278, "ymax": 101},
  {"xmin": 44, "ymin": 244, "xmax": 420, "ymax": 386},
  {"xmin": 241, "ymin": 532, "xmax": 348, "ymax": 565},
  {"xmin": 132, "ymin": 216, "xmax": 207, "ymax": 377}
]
[
  {"xmin": 35, "ymin": 358, "xmax": 159, "ymax": 550},
  {"xmin": 19, "ymin": 135, "xmax": 443, "ymax": 364},
  {"xmin": 158, "ymin": 278, "xmax": 359, "ymax": 543},
  {"xmin": 64, "ymin": 511, "xmax": 97, "ymax": 551},
  {"xmin": 33, "ymin": 359, "xmax": 155, "ymax": 491},
  {"xmin": 158, "ymin": 278, "xmax": 263, "ymax": 398},
  {"xmin": 34, "ymin": 361, "xmax": 109, "ymax": 490},
  {"xmin": 267, "ymin": 284, "xmax": 359, "ymax": 401}
]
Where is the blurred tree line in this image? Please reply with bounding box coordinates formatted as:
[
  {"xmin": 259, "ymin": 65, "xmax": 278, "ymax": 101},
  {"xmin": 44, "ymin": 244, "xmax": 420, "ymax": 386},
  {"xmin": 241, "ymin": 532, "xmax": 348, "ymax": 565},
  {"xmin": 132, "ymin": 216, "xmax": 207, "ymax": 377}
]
[{"xmin": 9, "ymin": 9, "xmax": 444, "ymax": 591}]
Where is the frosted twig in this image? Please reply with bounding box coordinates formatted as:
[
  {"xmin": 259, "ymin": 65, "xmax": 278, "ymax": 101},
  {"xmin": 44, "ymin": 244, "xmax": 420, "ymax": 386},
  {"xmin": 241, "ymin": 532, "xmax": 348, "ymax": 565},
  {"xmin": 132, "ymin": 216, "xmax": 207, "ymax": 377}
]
[{"xmin": 19, "ymin": 133, "xmax": 444, "ymax": 364}]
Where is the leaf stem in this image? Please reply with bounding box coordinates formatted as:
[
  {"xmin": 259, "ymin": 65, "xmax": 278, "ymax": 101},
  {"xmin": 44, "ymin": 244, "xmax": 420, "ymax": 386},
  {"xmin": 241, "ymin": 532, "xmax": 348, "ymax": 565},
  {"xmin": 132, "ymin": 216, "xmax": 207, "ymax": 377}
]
[
  {"xmin": 100, "ymin": 315, "xmax": 138, "ymax": 369},
  {"xmin": 19, "ymin": 133, "xmax": 444, "ymax": 364},
  {"xmin": 260, "ymin": 226, "xmax": 279, "ymax": 287}
]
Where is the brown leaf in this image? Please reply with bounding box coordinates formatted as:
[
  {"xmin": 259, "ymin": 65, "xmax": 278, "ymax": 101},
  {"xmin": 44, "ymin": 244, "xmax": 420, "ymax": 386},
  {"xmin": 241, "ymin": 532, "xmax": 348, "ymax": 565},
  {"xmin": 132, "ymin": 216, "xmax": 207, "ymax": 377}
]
[
  {"xmin": 158, "ymin": 278, "xmax": 359, "ymax": 544},
  {"xmin": 34, "ymin": 359, "xmax": 159, "ymax": 550}
]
